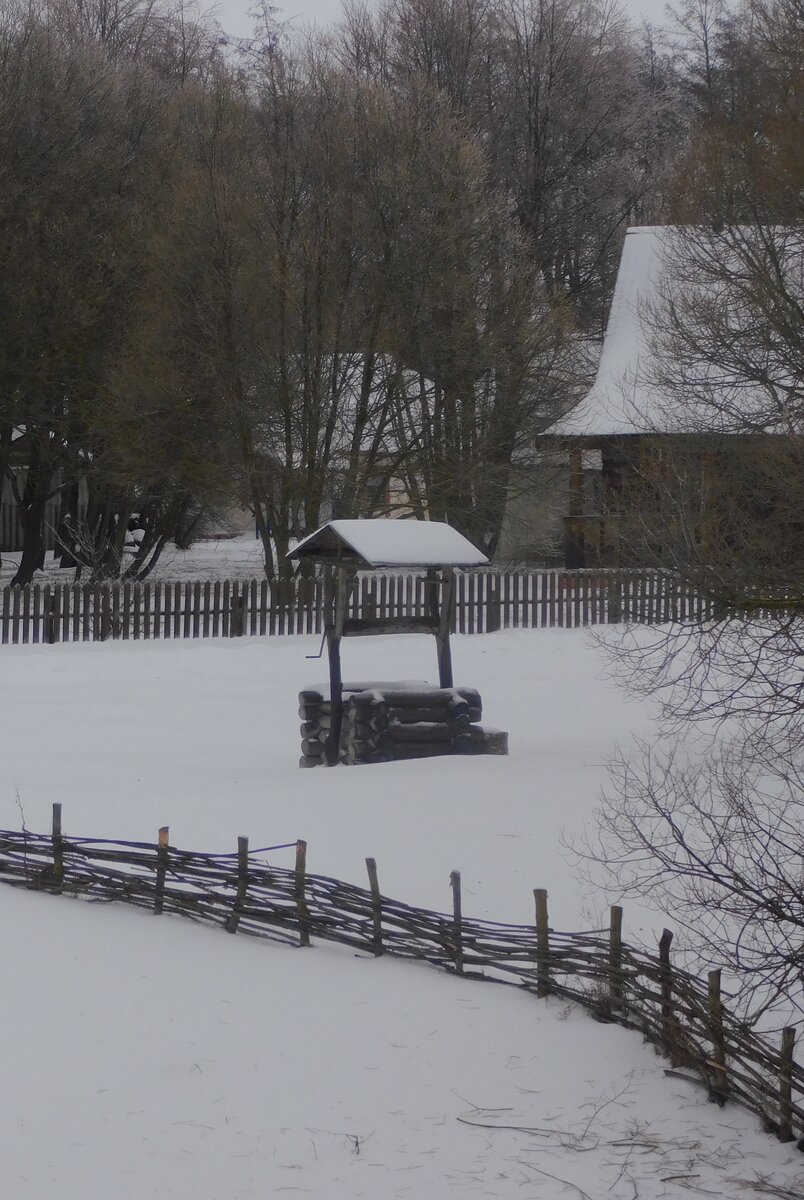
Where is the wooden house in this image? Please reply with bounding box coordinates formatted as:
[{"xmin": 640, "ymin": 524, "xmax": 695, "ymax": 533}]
[{"xmin": 544, "ymin": 226, "xmax": 798, "ymax": 568}]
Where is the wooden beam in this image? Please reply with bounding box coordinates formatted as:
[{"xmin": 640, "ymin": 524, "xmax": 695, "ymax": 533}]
[
  {"xmin": 342, "ymin": 616, "xmax": 439, "ymax": 636},
  {"xmin": 436, "ymin": 568, "xmax": 455, "ymax": 688},
  {"xmin": 323, "ymin": 568, "xmax": 346, "ymax": 766}
]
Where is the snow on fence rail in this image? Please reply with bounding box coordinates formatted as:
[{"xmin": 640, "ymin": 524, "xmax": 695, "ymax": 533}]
[
  {"xmin": 0, "ymin": 569, "xmax": 714, "ymax": 645},
  {"xmin": 1, "ymin": 806, "xmax": 801, "ymax": 1145}
]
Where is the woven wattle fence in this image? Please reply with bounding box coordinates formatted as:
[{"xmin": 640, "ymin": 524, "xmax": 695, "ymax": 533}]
[{"xmin": 1, "ymin": 806, "xmax": 802, "ymax": 1145}]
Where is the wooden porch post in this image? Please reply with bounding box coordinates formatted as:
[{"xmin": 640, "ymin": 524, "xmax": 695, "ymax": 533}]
[{"xmin": 565, "ymin": 446, "xmax": 585, "ymax": 569}]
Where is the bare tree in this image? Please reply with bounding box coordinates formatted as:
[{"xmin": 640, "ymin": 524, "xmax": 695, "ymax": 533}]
[
  {"xmin": 332, "ymin": 0, "xmax": 665, "ymax": 335},
  {"xmin": 0, "ymin": 0, "xmax": 679, "ymax": 584},
  {"xmin": 185, "ymin": 51, "xmax": 571, "ymax": 573},
  {"xmin": 0, "ymin": 13, "xmax": 168, "ymax": 583},
  {"xmin": 0, "ymin": 0, "xmax": 229, "ymax": 584},
  {"xmin": 586, "ymin": 730, "xmax": 804, "ymax": 1019},
  {"xmin": 583, "ymin": 0, "xmax": 804, "ymax": 1020}
]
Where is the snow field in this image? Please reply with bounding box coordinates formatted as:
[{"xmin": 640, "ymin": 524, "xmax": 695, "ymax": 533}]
[
  {"xmin": 0, "ymin": 535, "xmax": 267, "ymax": 586},
  {"xmin": 1, "ymin": 629, "xmax": 802, "ymax": 1198}
]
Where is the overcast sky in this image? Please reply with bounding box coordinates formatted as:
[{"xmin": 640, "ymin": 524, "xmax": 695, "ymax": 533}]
[{"xmin": 213, "ymin": 0, "xmax": 674, "ymax": 42}]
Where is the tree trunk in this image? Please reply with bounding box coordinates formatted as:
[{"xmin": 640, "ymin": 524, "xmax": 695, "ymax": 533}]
[
  {"xmin": 11, "ymin": 445, "xmax": 51, "ymax": 587},
  {"xmin": 252, "ymin": 496, "xmax": 275, "ymax": 580}
]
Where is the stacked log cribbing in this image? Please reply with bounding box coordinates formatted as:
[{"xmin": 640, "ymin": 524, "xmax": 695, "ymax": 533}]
[{"xmin": 298, "ymin": 683, "xmax": 508, "ymax": 766}]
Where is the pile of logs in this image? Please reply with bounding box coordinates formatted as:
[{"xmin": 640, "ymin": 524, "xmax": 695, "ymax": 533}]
[{"xmin": 299, "ymin": 682, "xmax": 508, "ymax": 767}]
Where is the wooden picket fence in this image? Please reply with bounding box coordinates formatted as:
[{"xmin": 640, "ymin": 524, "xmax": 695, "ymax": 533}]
[
  {"xmin": 1, "ymin": 805, "xmax": 802, "ymax": 1145},
  {"xmin": 0, "ymin": 569, "xmax": 711, "ymax": 646}
]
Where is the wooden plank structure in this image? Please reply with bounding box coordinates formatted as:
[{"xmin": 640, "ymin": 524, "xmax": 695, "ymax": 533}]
[
  {"xmin": 297, "ymin": 682, "xmax": 509, "ymax": 767},
  {"xmin": 288, "ymin": 519, "xmax": 506, "ymax": 767},
  {"xmin": 0, "ymin": 568, "xmax": 719, "ymax": 645}
]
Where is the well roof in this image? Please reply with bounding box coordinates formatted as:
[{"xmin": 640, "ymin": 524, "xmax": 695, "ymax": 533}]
[{"xmin": 289, "ymin": 519, "xmax": 488, "ymax": 568}]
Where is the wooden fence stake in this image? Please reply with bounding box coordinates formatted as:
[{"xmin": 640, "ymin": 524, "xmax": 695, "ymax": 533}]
[
  {"xmin": 609, "ymin": 904, "xmax": 624, "ymax": 1012},
  {"xmin": 226, "ymin": 836, "xmax": 249, "ymax": 934},
  {"xmin": 779, "ymin": 1026, "xmax": 796, "ymax": 1142},
  {"xmin": 47, "ymin": 592, "xmax": 58, "ymax": 644},
  {"xmin": 51, "ymin": 802, "xmax": 63, "ymax": 891},
  {"xmin": 295, "ymin": 839, "xmax": 310, "ymax": 946},
  {"xmin": 154, "ymin": 826, "xmax": 169, "ymax": 915},
  {"xmin": 487, "ymin": 578, "xmax": 501, "ymax": 633},
  {"xmin": 232, "ymin": 591, "xmax": 245, "ymax": 637},
  {"xmin": 607, "ymin": 573, "xmax": 622, "ymax": 623},
  {"xmin": 659, "ymin": 928, "xmax": 677, "ymax": 1062},
  {"xmin": 707, "ymin": 968, "xmax": 729, "ymax": 1099},
  {"xmin": 366, "ymin": 857, "xmax": 383, "ymax": 956},
  {"xmin": 450, "ymin": 870, "xmax": 464, "ymax": 974},
  {"xmin": 534, "ymin": 888, "xmax": 550, "ymax": 997}
]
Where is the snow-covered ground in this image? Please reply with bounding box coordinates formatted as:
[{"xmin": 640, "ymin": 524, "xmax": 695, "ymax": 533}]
[
  {"xmin": 0, "ymin": 534, "xmax": 268, "ymax": 585},
  {"xmin": 1, "ymin": 629, "xmax": 802, "ymax": 1199}
]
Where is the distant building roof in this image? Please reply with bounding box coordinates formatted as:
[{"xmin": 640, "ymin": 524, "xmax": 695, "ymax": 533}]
[
  {"xmin": 548, "ymin": 225, "xmax": 801, "ymax": 439},
  {"xmin": 289, "ymin": 519, "xmax": 488, "ymax": 568},
  {"xmin": 549, "ymin": 227, "xmax": 679, "ymax": 437}
]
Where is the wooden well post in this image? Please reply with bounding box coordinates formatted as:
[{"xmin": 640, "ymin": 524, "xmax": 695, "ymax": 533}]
[{"xmin": 323, "ymin": 566, "xmax": 349, "ymax": 766}]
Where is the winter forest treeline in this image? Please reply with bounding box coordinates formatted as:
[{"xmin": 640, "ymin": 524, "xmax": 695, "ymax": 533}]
[{"xmin": 0, "ymin": 0, "xmax": 798, "ymax": 583}]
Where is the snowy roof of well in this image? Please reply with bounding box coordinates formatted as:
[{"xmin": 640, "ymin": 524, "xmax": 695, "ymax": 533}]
[
  {"xmin": 547, "ymin": 225, "xmax": 802, "ymax": 438},
  {"xmin": 289, "ymin": 519, "xmax": 489, "ymax": 568}
]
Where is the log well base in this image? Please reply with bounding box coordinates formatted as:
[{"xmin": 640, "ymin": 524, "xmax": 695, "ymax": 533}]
[{"xmin": 298, "ymin": 682, "xmax": 508, "ymax": 766}]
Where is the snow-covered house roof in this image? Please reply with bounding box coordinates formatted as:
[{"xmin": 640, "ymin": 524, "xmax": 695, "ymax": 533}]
[
  {"xmin": 549, "ymin": 228, "xmax": 685, "ymax": 437},
  {"xmin": 289, "ymin": 519, "xmax": 489, "ymax": 568},
  {"xmin": 548, "ymin": 225, "xmax": 802, "ymax": 439}
]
